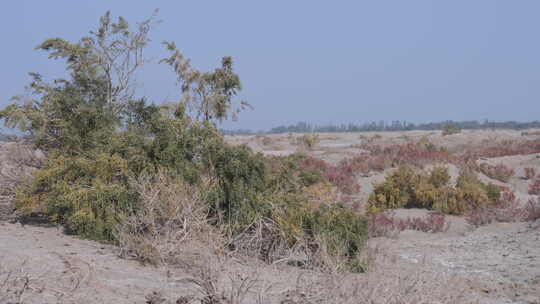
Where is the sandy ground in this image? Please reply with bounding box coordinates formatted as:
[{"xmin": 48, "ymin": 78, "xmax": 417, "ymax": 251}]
[
  {"xmin": 371, "ymin": 212, "xmax": 540, "ymax": 304},
  {"xmin": 1, "ymin": 130, "xmax": 539, "ymax": 303},
  {"xmin": 226, "ymin": 128, "xmax": 540, "ymax": 163},
  {"xmin": 0, "ymin": 220, "xmax": 309, "ymax": 303},
  {"xmin": 228, "ymin": 129, "xmax": 540, "ymax": 303},
  {"xmin": 1, "ymin": 221, "xmax": 181, "ymax": 303}
]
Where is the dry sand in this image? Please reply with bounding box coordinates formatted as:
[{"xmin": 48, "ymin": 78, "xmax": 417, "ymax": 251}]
[{"xmin": 1, "ymin": 129, "xmax": 539, "ymax": 303}]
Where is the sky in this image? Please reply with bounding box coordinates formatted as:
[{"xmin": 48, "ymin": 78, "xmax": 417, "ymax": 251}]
[{"xmin": 1, "ymin": 1, "xmax": 539, "ymax": 130}]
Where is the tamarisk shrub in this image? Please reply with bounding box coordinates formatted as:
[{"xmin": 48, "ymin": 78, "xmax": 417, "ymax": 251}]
[{"xmin": 524, "ymin": 167, "xmax": 536, "ymax": 180}]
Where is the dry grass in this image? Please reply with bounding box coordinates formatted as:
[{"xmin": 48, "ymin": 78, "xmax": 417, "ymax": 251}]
[
  {"xmin": 368, "ymin": 212, "xmax": 450, "ymax": 238},
  {"xmin": 466, "ymin": 191, "xmax": 540, "ymax": 227},
  {"xmin": 145, "ymin": 245, "xmax": 469, "ymax": 304},
  {"xmin": 0, "ymin": 141, "xmax": 492, "ymax": 303},
  {"xmin": 273, "ymin": 244, "xmax": 468, "ymax": 304},
  {"xmin": 115, "ymin": 171, "xmax": 224, "ymax": 266},
  {"xmin": 114, "ymin": 169, "xmax": 363, "ymax": 274},
  {"xmin": 145, "ymin": 257, "xmax": 268, "ymax": 304},
  {"xmin": 478, "ymin": 162, "xmax": 514, "ymax": 183},
  {"xmin": 227, "ymin": 217, "xmax": 294, "ymax": 264},
  {"xmin": 186, "ymin": 264, "xmax": 262, "ymax": 304},
  {"xmin": 0, "ymin": 142, "xmax": 43, "ymax": 199},
  {"xmin": 0, "ymin": 261, "xmax": 31, "ymax": 304}
]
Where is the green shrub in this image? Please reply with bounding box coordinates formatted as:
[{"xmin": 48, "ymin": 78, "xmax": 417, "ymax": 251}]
[
  {"xmin": 482, "ymin": 182, "xmax": 502, "ymax": 202},
  {"xmin": 15, "ymin": 153, "xmax": 137, "ymax": 240},
  {"xmin": 299, "ymin": 170, "xmax": 325, "ymax": 186},
  {"xmin": 206, "ymin": 144, "xmax": 269, "ymax": 233},
  {"xmin": 267, "ymin": 200, "xmax": 367, "ymax": 270},
  {"xmin": 305, "ymin": 204, "xmax": 368, "ymax": 259},
  {"xmin": 4, "ymin": 12, "xmax": 369, "ymax": 269}
]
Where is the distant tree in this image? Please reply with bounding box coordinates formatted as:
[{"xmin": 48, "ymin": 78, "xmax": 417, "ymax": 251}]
[{"xmin": 262, "ymin": 119, "xmax": 540, "ymax": 135}]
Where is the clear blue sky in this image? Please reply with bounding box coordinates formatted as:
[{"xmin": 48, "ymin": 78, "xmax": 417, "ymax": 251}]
[{"xmin": 1, "ymin": 1, "xmax": 539, "ymax": 130}]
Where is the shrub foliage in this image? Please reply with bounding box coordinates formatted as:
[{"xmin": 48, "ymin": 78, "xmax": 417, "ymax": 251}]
[
  {"xmin": 478, "ymin": 162, "xmax": 514, "ymax": 183},
  {"xmin": 529, "ymin": 175, "xmax": 540, "ymax": 195},
  {"xmin": 1, "ymin": 12, "xmax": 367, "ymax": 268},
  {"xmin": 367, "ymin": 166, "xmax": 501, "ymax": 215}
]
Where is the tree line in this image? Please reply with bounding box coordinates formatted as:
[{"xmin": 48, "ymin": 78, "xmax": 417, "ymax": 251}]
[{"xmin": 222, "ymin": 120, "xmax": 540, "ymax": 135}]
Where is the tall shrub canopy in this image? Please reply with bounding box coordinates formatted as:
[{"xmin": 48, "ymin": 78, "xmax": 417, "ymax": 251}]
[{"xmin": 1, "ymin": 12, "xmax": 368, "ymax": 268}]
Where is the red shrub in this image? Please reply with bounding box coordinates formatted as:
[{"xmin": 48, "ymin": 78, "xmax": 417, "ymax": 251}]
[
  {"xmin": 368, "ymin": 212, "xmax": 450, "ymax": 237},
  {"xmin": 377, "ymin": 142, "xmax": 454, "ymax": 168},
  {"xmin": 401, "ymin": 214, "xmax": 450, "ymax": 233},
  {"xmin": 472, "ymin": 140, "xmax": 540, "ymax": 158},
  {"xmin": 496, "ymin": 185, "xmax": 511, "ymax": 192},
  {"xmin": 529, "ymin": 176, "xmax": 540, "ymax": 195},
  {"xmin": 466, "ymin": 192, "xmax": 517, "ymax": 227},
  {"xmin": 299, "ymin": 156, "xmax": 361, "ymax": 195},
  {"xmin": 324, "ymin": 166, "xmax": 360, "ymax": 194},
  {"xmin": 466, "ymin": 207, "xmax": 494, "ymax": 227},
  {"xmin": 493, "ymin": 192, "xmax": 524, "ymax": 223},
  {"xmin": 478, "ymin": 162, "xmax": 514, "ymax": 183},
  {"xmin": 368, "ymin": 155, "xmax": 391, "ymax": 172},
  {"xmin": 466, "ymin": 191, "xmax": 539, "ymax": 227},
  {"xmin": 338, "ymin": 154, "xmax": 370, "ymax": 176},
  {"xmin": 368, "ymin": 212, "xmax": 399, "ymax": 238},
  {"xmin": 360, "ymin": 141, "xmax": 456, "ymax": 173},
  {"xmin": 523, "ymin": 197, "xmax": 540, "ymax": 223},
  {"xmin": 299, "ymin": 156, "xmax": 329, "ymax": 172},
  {"xmin": 524, "ymin": 167, "xmax": 536, "ymax": 180}
]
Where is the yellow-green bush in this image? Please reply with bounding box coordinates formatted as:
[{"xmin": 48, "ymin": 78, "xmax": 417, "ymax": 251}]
[
  {"xmin": 15, "ymin": 153, "xmax": 136, "ymax": 240},
  {"xmin": 428, "ymin": 166, "xmax": 451, "ymax": 187},
  {"xmin": 442, "ymin": 124, "xmax": 461, "ymax": 136},
  {"xmin": 366, "ymin": 166, "xmax": 419, "ymax": 214},
  {"xmin": 367, "ymin": 166, "xmax": 500, "ymax": 215},
  {"xmin": 298, "ymin": 134, "xmax": 320, "ymax": 149}
]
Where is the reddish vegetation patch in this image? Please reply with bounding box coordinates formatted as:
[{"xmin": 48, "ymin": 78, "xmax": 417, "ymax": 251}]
[
  {"xmin": 337, "ymin": 154, "xmax": 370, "ymax": 176},
  {"xmin": 523, "ymin": 197, "xmax": 540, "ymax": 222},
  {"xmin": 466, "ymin": 192, "xmax": 540, "ymax": 227},
  {"xmin": 529, "ymin": 176, "xmax": 540, "ymax": 195},
  {"xmin": 298, "ymin": 156, "xmax": 361, "ymax": 195},
  {"xmin": 355, "ymin": 139, "xmax": 540, "ymax": 178},
  {"xmin": 478, "ymin": 162, "xmax": 514, "ymax": 183},
  {"xmin": 524, "ymin": 167, "xmax": 536, "ymax": 180},
  {"xmin": 368, "ymin": 212, "xmax": 450, "ymax": 237},
  {"xmin": 468, "ymin": 139, "xmax": 540, "ymax": 158},
  {"xmin": 361, "ymin": 142, "xmax": 455, "ymax": 170}
]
